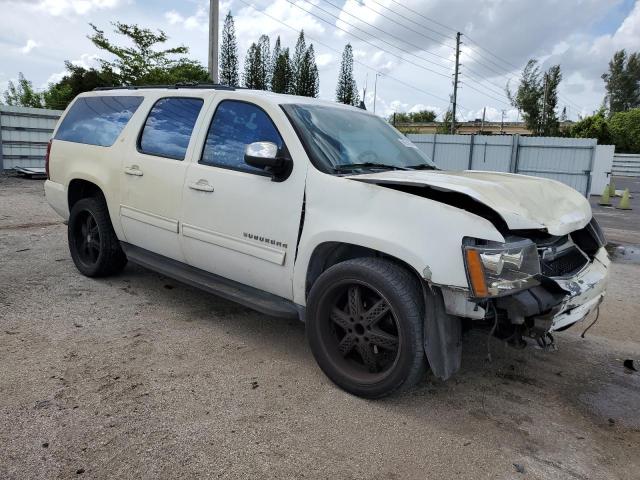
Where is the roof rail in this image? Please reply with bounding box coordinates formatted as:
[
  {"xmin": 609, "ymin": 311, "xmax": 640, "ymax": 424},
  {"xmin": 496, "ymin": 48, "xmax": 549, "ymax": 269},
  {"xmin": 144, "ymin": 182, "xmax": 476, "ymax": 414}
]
[{"xmin": 93, "ymin": 83, "xmax": 239, "ymax": 92}]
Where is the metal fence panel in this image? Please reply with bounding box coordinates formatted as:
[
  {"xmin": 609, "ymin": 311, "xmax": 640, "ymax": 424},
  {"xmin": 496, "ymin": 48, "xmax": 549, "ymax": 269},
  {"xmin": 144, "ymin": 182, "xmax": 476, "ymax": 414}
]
[
  {"xmin": 0, "ymin": 105, "xmax": 62, "ymax": 171},
  {"xmin": 612, "ymin": 153, "xmax": 640, "ymax": 177},
  {"xmin": 516, "ymin": 137, "xmax": 595, "ymax": 196},
  {"xmin": 469, "ymin": 135, "xmax": 512, "ymax": 172},
  {"xmin": 407, "ymin": 133, "xmax": 599, "ymax": 196}
]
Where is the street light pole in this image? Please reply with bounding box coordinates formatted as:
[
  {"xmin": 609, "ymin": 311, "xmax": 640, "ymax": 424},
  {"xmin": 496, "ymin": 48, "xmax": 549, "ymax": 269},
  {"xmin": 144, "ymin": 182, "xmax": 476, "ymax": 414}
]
[{"xmin": 208, "ymin": 0, "xmax": 219, "ymax": 83}]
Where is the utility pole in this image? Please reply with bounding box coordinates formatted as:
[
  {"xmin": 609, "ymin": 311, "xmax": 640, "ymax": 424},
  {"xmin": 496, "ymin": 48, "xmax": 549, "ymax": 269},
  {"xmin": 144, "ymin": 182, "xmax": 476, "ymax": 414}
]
[
  {"xmin": 451, "ymin": 32, "xmax": 462, "ymax": 134},
  {"xmin": 208, "ymin": 0, "xmax": 219, "ymax": 83},
  {"xmin": 480, "ymin": 106, "xmax": 486, "ymax": 134},
  {"xmin": 373, "ymin": 72, "xmax": 381, "ymax": 114},
  {"xmin": 500, "ymin": 109, "xmax": 505, "ymax": 134}
]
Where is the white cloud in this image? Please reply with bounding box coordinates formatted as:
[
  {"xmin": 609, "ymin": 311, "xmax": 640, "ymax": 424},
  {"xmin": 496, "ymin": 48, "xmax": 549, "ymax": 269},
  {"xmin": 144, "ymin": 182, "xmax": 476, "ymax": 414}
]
[
  {"xmin": 164, "ymin": 4, "xmax": 208, "ymax": 31},
  {"xmin": 21, "ymin": 39, "xmax": 40, "ymax": 54},
  {"xmin": 0, "ymin": 0, "xmax": 637, "ymax": 122},
  {"xmin": 316, "ymin": 53, "xmax": 333, "ymax": 67},
  {"xmin": 37, "ymin": 0, "xmax": 122, "ymax": 16},
  {"xmin": 165, "ymin": 11, "xmax": 185, "ymax": 26},
  {"xmin": 43, "ymin": 53, "xmax": 100, "ymax": 88}
]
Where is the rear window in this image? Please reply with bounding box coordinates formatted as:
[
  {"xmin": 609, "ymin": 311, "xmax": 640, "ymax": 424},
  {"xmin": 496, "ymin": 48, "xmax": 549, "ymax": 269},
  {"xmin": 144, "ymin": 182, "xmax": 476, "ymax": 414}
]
[{"xmin": 55, "ymin": 96, "xmax": 143, "ymax": 147}]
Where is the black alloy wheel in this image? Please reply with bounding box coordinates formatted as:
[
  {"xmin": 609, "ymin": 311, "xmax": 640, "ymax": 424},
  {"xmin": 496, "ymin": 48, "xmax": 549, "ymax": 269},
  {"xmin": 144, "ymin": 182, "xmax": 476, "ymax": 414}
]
[
  {"xmin": 68, "ymin": 196, "xmax": 127, "ymax": 277},
  {"xmin": 306, "ymin": 258, "xmax": 426, "ymax": 398},
  {"xmin": 72, "ymin": 210, "xmax": 101, "ymax": 267}
]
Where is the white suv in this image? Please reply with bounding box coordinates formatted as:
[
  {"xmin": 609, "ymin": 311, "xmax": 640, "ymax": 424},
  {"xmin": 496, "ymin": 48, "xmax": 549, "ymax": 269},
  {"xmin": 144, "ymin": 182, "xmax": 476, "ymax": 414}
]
[{"xmin": 45, "ymin": 85, "xmax": 609, "ymax": 398}]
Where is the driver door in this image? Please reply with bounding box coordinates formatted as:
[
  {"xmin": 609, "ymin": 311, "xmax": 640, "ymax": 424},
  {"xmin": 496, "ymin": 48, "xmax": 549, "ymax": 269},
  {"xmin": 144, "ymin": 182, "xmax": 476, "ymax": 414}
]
[{"xmin": 180, "ymin": 98, "xmax": 307, "ymax": 300}]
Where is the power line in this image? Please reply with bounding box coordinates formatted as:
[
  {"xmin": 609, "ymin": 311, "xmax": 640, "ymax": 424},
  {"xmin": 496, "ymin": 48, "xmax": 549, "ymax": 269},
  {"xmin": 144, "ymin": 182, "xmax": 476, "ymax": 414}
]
[
  {"xmin": 317, "ymin": 0, "xmax": 453, "ymax": 66},
  {"xmin": 460, "ymin": 82, "xmax": 511, "ymax": 107},
  {"xmin": 377, "ymin": 0, "xmax": 586, "ymax": 115},
  {"xmin": 282, "ymin": 0, "xmax": 453, "ymax": 79},
  {"xmin": 234, "ymin": 0, "xmax": 460, "ymax": 110},
  {"xmin": 357, "ymin": 0, "xmax": 456, "ymax": 47},
  {"xmin": 385, "ymin": 0, "xmax": 457, "ymax": 34},
  {"xmin": 462, "ymin": 70, "xmax": 513, "ymax": 103},
  {"xmin": 321, "ymin": 0, "xmax": 455, "ymax": 58}
]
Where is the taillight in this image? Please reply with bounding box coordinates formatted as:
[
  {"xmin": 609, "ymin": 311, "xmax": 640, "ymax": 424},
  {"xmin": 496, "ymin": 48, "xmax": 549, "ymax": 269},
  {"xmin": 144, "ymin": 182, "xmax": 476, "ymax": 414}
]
[{"xmin": 45, "ymin": 140, "xmax": 52, "ymax": 179}]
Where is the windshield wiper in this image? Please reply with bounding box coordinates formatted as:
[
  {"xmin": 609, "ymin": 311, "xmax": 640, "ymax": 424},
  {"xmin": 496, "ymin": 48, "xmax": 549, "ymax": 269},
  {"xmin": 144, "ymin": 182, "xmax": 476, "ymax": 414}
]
[
  {"xmin": 407, "ymin": 163, "xmax": 438, "ymax": 170},
  {"xmin": 333, "ymin": 162, "xmax": 411, "ymax": 172}
]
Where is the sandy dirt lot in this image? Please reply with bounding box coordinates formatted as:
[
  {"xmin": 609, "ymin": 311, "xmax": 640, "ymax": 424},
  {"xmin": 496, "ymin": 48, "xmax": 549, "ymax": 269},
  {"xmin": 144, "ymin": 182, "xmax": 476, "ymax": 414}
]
[{"xmin": 1, "ymin": 175, "xmax": 639, "ymax": 479}]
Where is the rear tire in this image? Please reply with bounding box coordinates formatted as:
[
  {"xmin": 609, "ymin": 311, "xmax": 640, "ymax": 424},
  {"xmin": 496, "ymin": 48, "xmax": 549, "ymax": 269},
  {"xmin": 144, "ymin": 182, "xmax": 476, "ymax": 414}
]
[
  {"xmin": 306, "ymin": 258, "xmax": 426, "ymax": 398},
  {"xmin": 68, "ymin": 196, "xmax": 127, "ymax": 277}
]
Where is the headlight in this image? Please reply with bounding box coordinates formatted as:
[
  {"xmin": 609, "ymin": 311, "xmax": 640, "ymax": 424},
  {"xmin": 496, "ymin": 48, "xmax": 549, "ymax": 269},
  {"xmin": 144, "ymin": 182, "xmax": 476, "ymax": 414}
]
[{"xmin": 463, "ymin": 238, "xmax": 541, "ymax": 298}]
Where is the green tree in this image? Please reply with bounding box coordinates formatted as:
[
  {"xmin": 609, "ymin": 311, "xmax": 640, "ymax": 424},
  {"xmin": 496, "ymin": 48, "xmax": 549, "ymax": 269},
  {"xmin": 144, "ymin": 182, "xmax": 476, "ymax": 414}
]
[
  {"xmin": 602, "ymin": 49, "xmax": 640, "ymax": 115},
  {"xmin": 508, "ymin": 59, "xmax": 563, "ymax": 136},
  {"xmin": 609, "ymin": 108, "xmax": 640, "ymax": 153},
  {"xmin": 2, "ymin": 73, "xmax": 44, "ymax": 108},
  {"xmin": 88, "ymin": 22, "xmax": 207, "ymax": 85},
  {"xmin": 388, "ymin": 110, "xmax": 437, "ymax": 124},
  {"xmin": 410, "ymin": 110, "xmax": 437, "ymax": 122},
  {"xmin": 296, "ymin": 44, "xmax": 319, "ymax": 97},
  {"xmin": 43, "ymin": 62, "xmax": 117, "ymax": 110},
  {"xmin": 258, "ymin": 35, "xmax": 271, "ymax": 90},
  {"xmin": 336, "ymin": 43, "xmax": 359, "ymax": 106},
  {"xmin": 540, "ymin": 64, "xmax": 562, "ymax": 136},
  {"xmin": 436, "ymin": 109, "xmax": 453, "ymax": 133},
  {"xmin": 243, "ymin": 43, "xmax": 266, "ymax": 90},
  {"xmin": 291, "ymin": 30, "xmax": 307, "ymax": 95},
  {"xmin": 270, "ymin": 36, "xmax": 282, "ymax": 88},
  {"xmin": 271, "ymin": 48, "xmax": 292, "ymax": 94},
  {"xmin": 219, "ymin": 12, "xmax": 239, "ymax": 86},
  {"xmin": 391, "ymin": 112, "xmax": 411, "ymax": 123},
  {"xmin": 507, "ymin": 59, "xmax": 543, "ymax": 134},
  {"xmin": 568, "ymin": 110, "xmax": 612, "ymax": 145}
]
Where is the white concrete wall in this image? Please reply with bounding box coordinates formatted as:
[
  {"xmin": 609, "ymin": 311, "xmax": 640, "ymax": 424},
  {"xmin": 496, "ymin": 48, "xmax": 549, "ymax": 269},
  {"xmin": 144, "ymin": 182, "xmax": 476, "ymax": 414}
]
[{"xmin": 591, "ymin": 145, "xmax": 615, "ymax": 195}]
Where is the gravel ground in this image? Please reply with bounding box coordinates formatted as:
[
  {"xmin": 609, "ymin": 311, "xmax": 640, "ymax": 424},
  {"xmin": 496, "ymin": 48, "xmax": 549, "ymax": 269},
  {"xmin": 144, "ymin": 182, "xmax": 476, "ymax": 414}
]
[{"xmin": 1, "ymin": 175, "xmax": 639, "ymax": 480}]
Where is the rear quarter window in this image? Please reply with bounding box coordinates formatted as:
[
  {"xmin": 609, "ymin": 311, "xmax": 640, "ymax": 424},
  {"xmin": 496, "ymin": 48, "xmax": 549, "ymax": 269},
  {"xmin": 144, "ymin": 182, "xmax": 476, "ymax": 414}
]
[{"xmin": 55, "ymin": 96, "xmax": 144, "ymax": 147}]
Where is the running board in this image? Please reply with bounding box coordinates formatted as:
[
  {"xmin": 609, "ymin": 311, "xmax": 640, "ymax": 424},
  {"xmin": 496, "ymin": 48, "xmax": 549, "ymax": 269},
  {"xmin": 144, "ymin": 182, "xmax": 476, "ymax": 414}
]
[{"xmin": 121, "ymin": 243, "xmax": 300, "ymax": 320}]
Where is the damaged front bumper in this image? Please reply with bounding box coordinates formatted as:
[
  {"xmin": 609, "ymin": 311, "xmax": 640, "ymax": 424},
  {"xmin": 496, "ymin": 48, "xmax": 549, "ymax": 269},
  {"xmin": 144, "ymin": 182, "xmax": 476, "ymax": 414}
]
[
  {"xmin": 442, "ymin": 246, "xmax": 609, "ymax": 334},
  {"xmin": 548, "ymin": 247, "xmax": 609, "ymax": 331},
  {"xmin": 429, "ymin": 247, "xmax": 610, "ymax": 380},
  {"xmin": 496, "ymin": 246, "xmax": 610, "ymax": 335}
]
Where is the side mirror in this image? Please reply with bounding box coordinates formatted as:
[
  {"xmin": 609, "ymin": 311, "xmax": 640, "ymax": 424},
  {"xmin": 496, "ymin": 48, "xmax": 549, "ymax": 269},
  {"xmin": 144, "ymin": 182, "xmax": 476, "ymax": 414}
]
[{"xmin": 244, "ymin": 141, "xmax": 292, "ymax": 181}]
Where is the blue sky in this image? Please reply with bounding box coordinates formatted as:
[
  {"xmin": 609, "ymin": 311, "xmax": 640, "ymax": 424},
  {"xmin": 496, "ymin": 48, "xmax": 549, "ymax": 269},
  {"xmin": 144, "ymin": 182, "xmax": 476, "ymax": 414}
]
[{"xmin": 1, "ymin": 0, "xmax": 639, "ymax": 121}]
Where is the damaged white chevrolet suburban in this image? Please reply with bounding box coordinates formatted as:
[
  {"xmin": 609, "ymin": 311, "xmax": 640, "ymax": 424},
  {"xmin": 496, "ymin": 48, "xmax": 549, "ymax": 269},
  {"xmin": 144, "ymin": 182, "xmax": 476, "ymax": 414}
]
[{"xmin": 44, "ymin": 86, "xmax": 609, "ymax": 398}]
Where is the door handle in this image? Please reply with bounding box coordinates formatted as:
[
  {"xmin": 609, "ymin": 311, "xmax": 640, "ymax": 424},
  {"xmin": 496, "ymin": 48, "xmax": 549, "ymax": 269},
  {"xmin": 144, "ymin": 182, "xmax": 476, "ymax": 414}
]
[
  {"xmin": 188, "ymin": 179, "xmax": 214, "ymax": 192},
  {"xmin": 124, "ymin": 165, "xmax": 143, "ymax": 176}
]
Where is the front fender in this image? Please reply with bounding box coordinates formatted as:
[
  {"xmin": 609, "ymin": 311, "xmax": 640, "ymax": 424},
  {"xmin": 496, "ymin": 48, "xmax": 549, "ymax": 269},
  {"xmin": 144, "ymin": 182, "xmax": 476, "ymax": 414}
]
[{"xmin": 292, "ymin": 170, "xmax": 504, "ymax": 305}]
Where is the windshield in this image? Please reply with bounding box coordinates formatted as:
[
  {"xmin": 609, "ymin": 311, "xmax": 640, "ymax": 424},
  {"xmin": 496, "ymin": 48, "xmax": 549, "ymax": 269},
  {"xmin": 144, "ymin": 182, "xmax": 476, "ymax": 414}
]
[{"xmin": 282, "ymin": 103, "xmax": 437, "ymax": 173}]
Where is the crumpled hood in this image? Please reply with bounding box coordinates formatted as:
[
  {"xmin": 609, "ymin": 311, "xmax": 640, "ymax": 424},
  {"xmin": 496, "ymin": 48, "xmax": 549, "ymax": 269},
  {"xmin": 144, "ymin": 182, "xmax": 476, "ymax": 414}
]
[{"xmin": 348, "ymin": 170, "xmax": 592, "ymax": 235}]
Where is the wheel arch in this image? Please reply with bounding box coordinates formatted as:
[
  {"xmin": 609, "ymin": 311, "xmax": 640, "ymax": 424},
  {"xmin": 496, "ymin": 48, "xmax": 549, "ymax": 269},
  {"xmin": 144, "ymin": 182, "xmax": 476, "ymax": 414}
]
[
  {"xmin": 304, "ymin": 241, "xmax": 424, "ymax": 301},
  {"xmin": 68, "ymin": 178, "xmax": 105, "ymax": 210}
]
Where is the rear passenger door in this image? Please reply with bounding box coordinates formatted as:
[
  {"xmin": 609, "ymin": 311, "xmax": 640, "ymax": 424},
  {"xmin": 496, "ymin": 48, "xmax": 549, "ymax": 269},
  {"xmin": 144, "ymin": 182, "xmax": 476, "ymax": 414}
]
[
  {"xmin": 180, "ymin": 98, "xmax": 307, "ymax": 300},
  {"xmin": 119, "ymin": 96, "xmax": 204, "ymax": 262}
]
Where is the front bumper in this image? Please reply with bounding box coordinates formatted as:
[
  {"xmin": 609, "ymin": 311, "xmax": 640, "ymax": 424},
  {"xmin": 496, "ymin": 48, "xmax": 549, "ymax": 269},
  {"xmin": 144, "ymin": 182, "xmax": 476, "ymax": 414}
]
[
  {"xmin": 442, "ymin": 247, "xmax": 610, "ymax": 333},
  {"xmin": 548, "ymin": 246, "xmax": 609, "ymax": 331}
]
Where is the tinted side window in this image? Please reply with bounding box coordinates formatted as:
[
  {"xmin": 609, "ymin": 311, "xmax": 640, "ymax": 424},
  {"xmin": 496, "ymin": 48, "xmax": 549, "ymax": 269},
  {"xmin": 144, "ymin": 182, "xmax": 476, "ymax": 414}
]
[
  {"xmin": 139, "ymin": 97, "xmax": 204, "ymax": 160},
  {"xmin": 55, "ymin": 96, "xmax": 143, "ymax": 147},
  {"xmin": 201, "ymin": 100, "xmax": 284, "ymax": 173}
]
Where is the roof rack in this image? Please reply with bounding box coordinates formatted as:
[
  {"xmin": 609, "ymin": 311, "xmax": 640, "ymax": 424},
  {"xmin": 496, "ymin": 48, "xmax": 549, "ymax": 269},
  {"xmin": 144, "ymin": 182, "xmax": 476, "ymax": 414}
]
[{"xmin": 93, "ymin": 83, "xmax": 239, "ymax": 92}]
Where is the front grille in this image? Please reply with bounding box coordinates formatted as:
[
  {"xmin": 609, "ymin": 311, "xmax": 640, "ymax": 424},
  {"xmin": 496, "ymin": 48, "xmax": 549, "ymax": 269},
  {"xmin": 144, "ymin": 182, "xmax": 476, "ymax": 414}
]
[{"xmin": 540, "ymin": 247, "xmax": 589, "ymax": 277}]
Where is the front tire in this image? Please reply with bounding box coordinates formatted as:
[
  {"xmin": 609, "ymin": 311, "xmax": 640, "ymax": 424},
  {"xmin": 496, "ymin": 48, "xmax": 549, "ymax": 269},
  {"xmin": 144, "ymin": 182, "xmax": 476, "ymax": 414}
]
[
  {"xmin": 68, "ymin": 196, "xmax": 127, "ymax": 277},
  {"xmin": 306, "ymin": 258, "xmax": 426, "ymax": 398}
]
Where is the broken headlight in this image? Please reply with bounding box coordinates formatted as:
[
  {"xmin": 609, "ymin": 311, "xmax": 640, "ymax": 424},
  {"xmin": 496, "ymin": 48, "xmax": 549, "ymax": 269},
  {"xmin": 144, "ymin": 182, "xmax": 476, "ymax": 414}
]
[{"xmin": 463, "ymin": 238, "xmax": 541, "ymax": 298}]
